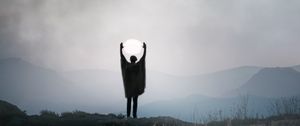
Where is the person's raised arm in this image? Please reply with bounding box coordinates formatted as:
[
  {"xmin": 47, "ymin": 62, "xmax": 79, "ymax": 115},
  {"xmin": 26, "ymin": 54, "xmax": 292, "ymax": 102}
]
[
  {"xmin": 120, "ymin": 43, "xmax": 126, "ymax": 60},
  {"xmin": 140, "ymin": 42, "xmax": 146, "ymax": 61}
]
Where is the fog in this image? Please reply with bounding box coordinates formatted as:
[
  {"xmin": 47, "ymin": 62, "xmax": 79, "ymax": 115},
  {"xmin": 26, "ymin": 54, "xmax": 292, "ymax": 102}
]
[{"xmin": 1, "ymin": 0, "xmax": 300, "ymax": 75}]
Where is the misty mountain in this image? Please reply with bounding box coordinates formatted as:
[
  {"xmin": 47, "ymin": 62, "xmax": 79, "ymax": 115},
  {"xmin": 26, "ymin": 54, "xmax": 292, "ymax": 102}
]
[
  {"xmin": 1, "ymin": 57, "xmax": 300, "ymax": 121},
  {"xmin": 62, "ymin": 69, "xmax": 125, "ymax": 111},
  {"xmin": 236, "ymin": 67, "xmax": 300, "ymax": 97},
  {"xmin": 185, "ymin": 66, "xmax": 261, "ymax": 97},
  {"xmin": 62, "ymin": 65, "xmax": 262, "ymax": 102},
  {"xmin": 0, "ymin": 58, "xmax": 74, "ymax": 114},
  {"xmin": 292, "ymin": 65, "xmax": 300, "ymax": 72},
  {"xmin": 0, "ymin": 58, "xmax": 123, "ymax": 114},
  {"xmin": 63, "ymin": 69, "xmax": 185, "ymax": 103}
]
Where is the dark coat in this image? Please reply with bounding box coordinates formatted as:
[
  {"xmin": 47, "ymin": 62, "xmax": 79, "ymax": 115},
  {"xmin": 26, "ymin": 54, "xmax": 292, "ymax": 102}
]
[{"xmin": 120, "ymin": 44, "xmax": 146, "ymax": 98}]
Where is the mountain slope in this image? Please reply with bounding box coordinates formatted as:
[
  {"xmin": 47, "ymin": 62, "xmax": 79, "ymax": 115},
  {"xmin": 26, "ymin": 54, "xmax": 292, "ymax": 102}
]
[
  {"xmin": 237, "ymin": 67, "xmax": 300, "ymax": 97},
  {"xmin": 0, "ymin": 58, "xmax": 126, "ymax": 114},
  {"xmin": 0, "ymin": 58, "xmax": 75, "ymax": 114},
  {"xmin": 5, "ymin": 57, "xmax": 300, "ymax": 119},
  {"xmin": 62, "ymin": 69, "xmax": 124, "ymax": 111},
  {"xmin": 0, "ymin": 57, "xmax": 264, "ymax": 115},
  {"xmin": 0, "ymin": 58, "xmax": 70, "ymax": 99},
  {"xmin": 292, "ymin": 65, "xmax": 300, "ymax": 72},
  {"xmin": 0, "ymin": 100, "xmax": 26, "ymax": 117},
  {"xmin": 186, "ymin": 66, "xmax": 261, "ymax": 97}
]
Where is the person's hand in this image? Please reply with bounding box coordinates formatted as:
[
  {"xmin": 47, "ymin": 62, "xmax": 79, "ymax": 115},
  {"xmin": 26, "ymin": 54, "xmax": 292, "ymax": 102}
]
[
  {"xmin": 120, "ymin": 43, "xmax": 124, "ymax": 48},
  {"xmin": 143, "ymin": 42, "xmax": 146, "ymax": 48}
]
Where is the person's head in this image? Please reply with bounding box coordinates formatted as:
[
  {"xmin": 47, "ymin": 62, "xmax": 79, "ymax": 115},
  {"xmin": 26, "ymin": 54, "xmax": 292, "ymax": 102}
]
[{"xmin": 130, "ymin": 56, "xmax": 137, "ymax": 63}]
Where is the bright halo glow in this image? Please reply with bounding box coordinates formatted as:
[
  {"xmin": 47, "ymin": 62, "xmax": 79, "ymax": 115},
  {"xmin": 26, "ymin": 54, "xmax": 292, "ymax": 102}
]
[{"xmin": 123, "ymin": 39, "xmax": 143, "ymax": 55}]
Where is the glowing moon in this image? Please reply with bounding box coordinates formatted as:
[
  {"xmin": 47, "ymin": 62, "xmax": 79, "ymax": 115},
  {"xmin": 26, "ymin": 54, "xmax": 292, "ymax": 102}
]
[{"xmin": 123, "ymin": 39, "xmax": 143, "ymax": 55}]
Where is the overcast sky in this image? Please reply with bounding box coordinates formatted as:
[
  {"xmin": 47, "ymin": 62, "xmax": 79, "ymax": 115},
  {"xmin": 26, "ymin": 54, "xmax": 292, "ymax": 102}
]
[{"xmin": 1, "ymin": 0, "xmax": 300, "ymax": 75}]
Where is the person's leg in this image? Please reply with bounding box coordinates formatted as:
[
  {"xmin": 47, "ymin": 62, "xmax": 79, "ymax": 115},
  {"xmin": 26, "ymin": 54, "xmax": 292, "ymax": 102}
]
[
  {"xmin": 133, "ymin": 96, "xmax": 138, "ymax": 118},
  {"xmin": 127, "ymin": 97, "xmax": 132, "ymax": 117}
]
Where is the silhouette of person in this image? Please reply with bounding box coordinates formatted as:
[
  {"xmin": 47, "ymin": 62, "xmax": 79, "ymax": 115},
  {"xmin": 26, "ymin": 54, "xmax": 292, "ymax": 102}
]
[{"xmin": 120, "ymin": 42, "xmax": 146, "ymax": 118}]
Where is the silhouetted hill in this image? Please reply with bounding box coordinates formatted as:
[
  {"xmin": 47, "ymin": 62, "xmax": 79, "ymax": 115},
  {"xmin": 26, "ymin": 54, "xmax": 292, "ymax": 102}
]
[
  {"xmin": 0, "ymin": 100, "xmax": 196, "ymax": 126},
  {"xmin": 0, "ymin": 100, "xmax": 25, "ymax": 116},
  {"xmin": 2, "ymin": 99, "xmax": 300, "ymax": 126},
  {"xmin": 0, "ymin": 100, "xmax": 26, "ymax": 126},
  {"xmin": 237, "ymin": 67, "xmax": 300, "ymax": 97}
]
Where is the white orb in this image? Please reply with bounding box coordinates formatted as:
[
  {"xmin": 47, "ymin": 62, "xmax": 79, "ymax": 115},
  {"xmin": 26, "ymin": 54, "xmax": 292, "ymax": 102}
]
[{"xmin": 123, "ymin": 39, "xmax": 143, "ymax": 55}]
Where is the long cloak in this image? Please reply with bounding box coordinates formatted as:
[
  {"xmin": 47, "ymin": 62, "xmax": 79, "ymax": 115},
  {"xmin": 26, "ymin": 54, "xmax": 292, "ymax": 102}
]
[{"xmin": 120, "ymin": 46, "xmax": 146, "ymax": 98}]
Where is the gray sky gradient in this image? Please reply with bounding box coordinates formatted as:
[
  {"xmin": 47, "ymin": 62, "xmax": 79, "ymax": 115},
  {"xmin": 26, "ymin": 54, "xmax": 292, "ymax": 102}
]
[{"xmin": 1, "ymin": 0, "xmax": 300, "ymax": 75}]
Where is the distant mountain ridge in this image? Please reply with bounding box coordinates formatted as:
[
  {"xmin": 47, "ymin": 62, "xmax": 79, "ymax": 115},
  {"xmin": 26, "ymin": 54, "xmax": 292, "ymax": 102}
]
[
  {"xmin": 292, "ymin": 65, "xmax": 300, "ymax": 72},
  {"xmin": 236, "ymin": 67, "xmax": 300, "ymax": 97},
  {"xmin": 1, "ymin": 57, "xmax": 300, "ymax": 122},
  {"xmin": 185, "ymin": 66, "xmax": 261, "ymax": 97},
  {"xmin": 0, "ymin": 58, "xmax": 123, "ymax": 114},
  {"xmin": 0, "ymin": 58, "xmax": 74, "ymax": 113}
]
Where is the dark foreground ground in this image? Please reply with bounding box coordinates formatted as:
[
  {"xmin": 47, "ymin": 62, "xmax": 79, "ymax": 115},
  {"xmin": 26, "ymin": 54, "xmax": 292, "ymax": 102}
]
[
  {"xmin": 0, "ymin": 100, "xmax": 194, "ymax": 126},
  {"xmin": 1, "ymin": 100, "xmax": 300, "ymax": 126}
]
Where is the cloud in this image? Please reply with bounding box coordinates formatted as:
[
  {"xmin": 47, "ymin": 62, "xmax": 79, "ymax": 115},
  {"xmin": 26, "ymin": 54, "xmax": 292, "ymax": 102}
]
[{"xmin": 1, "ymin": 0, "xmax": 300, "ymax": 75}]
